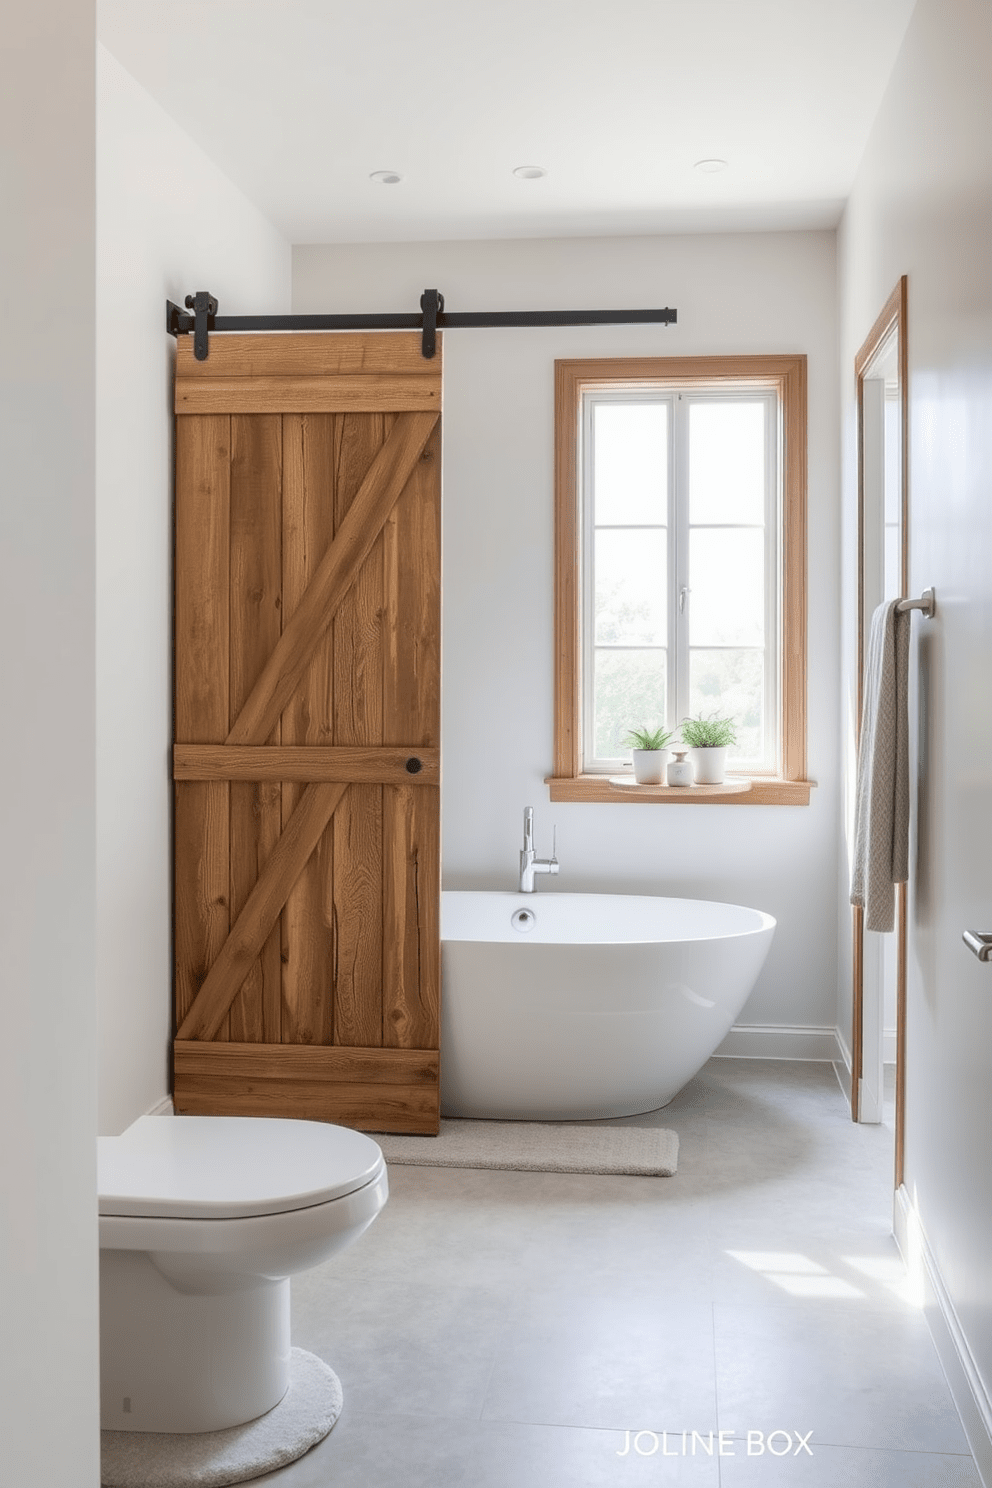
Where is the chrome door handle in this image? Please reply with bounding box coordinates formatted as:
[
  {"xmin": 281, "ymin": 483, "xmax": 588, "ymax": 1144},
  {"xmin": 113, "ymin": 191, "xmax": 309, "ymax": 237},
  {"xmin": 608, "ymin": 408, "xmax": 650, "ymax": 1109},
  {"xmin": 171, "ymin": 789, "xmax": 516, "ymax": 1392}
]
[{"xmin": 963, "ymin": 931, "xmax": 992, "ymax": 962}]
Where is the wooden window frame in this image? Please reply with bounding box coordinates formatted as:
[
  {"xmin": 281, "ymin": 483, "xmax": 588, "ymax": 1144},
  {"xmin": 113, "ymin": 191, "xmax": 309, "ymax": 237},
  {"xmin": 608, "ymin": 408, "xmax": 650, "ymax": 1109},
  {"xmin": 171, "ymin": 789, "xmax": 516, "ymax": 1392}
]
[{"xmin": 548, "ymin": 355, "xmax": 811, "ymax": 806}]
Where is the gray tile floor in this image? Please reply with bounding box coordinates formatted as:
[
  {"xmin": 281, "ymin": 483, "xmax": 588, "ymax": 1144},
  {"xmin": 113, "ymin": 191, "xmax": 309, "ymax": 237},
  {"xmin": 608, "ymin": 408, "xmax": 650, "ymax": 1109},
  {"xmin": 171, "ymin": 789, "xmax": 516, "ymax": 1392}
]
[{"xmin": 259, "ymin": 1059, "xmax": 982, "ymax": 1486}]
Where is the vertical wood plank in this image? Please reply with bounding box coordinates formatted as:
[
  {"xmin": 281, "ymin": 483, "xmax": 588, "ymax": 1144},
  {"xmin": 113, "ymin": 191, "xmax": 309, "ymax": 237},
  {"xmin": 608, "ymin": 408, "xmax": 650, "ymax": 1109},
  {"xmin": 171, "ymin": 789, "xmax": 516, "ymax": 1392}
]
[
  {"xmin": 175, "ymin": 416, "xmax": 231, "ymax": 743},
  {"xmin": 175, "ymin": 783, "xmax": 231, "ymax": 1032},
  {"xmin": 281, "ymin": 414, "xmax": 337, "ymax": 1043},
  {"xmin": 330, "ymin": 781, "xmax": 383, "ymax": 1046},
  {"xmin": 228, "ymin": 415, "xmax": 283, "ymax": 1042},
  {"xmin": 382, "ymin": 414, "xmax": 441, "ymax": 1049},
  {"xmin": 174, "ymin": 416, "xmax": 231, "ymax": 1030},
  {"xmin": 383, "ymin": 418, "xmax": 441, "ymax": 749},
  {"xmin": 334, "ymin": 414, "xmax": 387, "ymax": 749},
  {"xmin": 331, "ymin": 414, "xmax": 388, "ymax": 1047},
  {"xmin": 383, "ymin": 784, "xmax": 440, "ymax": 1049}
]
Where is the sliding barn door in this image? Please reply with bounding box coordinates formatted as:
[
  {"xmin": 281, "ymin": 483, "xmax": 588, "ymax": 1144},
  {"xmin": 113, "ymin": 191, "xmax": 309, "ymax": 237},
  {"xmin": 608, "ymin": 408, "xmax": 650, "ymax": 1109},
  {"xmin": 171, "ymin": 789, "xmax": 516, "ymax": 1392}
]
[{"xmin": 172, "ymin": 332, "xmax": 441, "ymax": 1134}]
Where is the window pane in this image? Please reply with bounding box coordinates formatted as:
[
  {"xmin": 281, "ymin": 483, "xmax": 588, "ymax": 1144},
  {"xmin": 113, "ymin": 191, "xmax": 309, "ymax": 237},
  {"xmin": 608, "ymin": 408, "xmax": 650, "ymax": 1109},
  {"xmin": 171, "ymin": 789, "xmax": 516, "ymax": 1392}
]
[
  {"xmin": 593, "ymin": 402, "xmax": 668, "ymax": 525},
  {"xmin": 593, "ymin": 649, "xmax": 667, "ymax": 761},
  {"xmin": 884, "ymin": 524, "xmax": 901, "ymax": 602},
  {"xmin": 689, "ymin": 402, "xmax": 765, "ymax": 524},
  {"xmin": 595, "ymin": 529, "xmax": 666, "ymax": 646},
  {"xmin": 690, "ymin": 528, "xmax": 764, "ymax": 646},
  {"xmin": 883, "ymin": 392, "xmax": 901, "ymax": 525},
  {"xmin": 689, "ymin": 649, "xmax": 764, "ymax": 761}
]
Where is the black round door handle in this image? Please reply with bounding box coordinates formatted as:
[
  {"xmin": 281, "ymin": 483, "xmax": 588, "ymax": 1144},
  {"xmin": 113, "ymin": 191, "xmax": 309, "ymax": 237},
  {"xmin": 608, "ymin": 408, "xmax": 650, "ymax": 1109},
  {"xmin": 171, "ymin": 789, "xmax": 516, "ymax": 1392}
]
[{"xmin": 405, "ymin": 757, "xmax": 423, "ymax": 774}]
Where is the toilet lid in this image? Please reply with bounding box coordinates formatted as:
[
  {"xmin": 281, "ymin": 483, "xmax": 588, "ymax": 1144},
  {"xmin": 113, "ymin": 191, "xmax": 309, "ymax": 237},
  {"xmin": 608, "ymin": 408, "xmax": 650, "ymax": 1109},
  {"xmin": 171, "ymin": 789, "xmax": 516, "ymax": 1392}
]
[{"xmin": 98, "ymin": 1116, "xmax": 386, "ymax": 1220}]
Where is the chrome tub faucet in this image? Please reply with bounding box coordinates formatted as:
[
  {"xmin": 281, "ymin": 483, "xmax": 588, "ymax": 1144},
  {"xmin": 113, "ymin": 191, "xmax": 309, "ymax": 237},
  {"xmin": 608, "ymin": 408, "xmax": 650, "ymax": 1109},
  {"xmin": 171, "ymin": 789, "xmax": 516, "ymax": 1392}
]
[{"xmin": 519, "ymin": 806, "xmax": 559, "ymax": 893}]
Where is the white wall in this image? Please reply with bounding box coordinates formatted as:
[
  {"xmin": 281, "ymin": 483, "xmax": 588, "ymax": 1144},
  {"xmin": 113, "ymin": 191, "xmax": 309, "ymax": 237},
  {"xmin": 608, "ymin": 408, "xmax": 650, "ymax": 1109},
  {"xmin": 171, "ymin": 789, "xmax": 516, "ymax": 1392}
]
[
  {"xmin": 0, "ymin": 4, "xmax": 100, "ymax": 1482},
  {"xmin": 295, "ymin": 233, "xmax": 840, "ymax": 1035},
  {"xmin": 96, "ymin": 46, "xmax": 291, "ymax": 1135},
  {"xmin": 838, "ymin": 0, "xmax": 992, "ymax": 1466}
]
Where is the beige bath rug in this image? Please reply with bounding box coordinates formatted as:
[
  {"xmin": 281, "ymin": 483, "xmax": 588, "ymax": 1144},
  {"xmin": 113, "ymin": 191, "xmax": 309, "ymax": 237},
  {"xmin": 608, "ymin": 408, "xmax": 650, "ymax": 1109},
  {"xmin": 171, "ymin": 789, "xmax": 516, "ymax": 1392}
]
[
  {"xmin": 101, "ymin": 1348, "xmax": 340, "ymax": 1488},
  {"xmin": 374, "ymin": 1119, "xmax": 678, "ymax": 1176}
]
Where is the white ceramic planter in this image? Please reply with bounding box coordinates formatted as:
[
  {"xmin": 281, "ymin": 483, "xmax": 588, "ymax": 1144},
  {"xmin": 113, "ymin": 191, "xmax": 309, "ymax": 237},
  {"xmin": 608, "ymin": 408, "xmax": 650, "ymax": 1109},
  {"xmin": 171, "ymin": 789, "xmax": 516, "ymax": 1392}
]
[
  {"xmin": 688, "ymin": 746, "xmax": 728, "ymax": 784},
  {"xmin": 632, "ymin": 748, "xmax": 669, "ymax": 784}
]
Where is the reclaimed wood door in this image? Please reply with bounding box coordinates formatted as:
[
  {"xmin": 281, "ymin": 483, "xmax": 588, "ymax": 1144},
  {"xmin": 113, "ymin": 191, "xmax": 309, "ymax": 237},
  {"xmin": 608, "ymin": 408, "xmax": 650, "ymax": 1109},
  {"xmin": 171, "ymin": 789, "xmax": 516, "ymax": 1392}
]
[{"xmin": 172, "ymin": 332, "xmax": 441, "ymax": 1133}]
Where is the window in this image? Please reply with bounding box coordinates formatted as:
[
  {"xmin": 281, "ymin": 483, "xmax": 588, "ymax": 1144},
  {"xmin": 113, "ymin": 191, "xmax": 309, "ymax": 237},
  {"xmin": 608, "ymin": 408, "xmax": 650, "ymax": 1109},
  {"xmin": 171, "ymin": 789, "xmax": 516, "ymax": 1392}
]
[
  {"xmin": 584, "ymin": 387, "xmax": 778, "ymax": 772},
  {"xmin": 551, "ymin": 356, "xmax": 810, "ymax": 805}
]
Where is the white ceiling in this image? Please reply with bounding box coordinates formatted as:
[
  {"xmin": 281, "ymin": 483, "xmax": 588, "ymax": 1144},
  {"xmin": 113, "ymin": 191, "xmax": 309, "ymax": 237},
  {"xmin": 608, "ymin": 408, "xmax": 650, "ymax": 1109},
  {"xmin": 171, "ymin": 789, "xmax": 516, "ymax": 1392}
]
[{"xmin": 98, "ymin": 0, "xmax": 917, "ymax": 244}]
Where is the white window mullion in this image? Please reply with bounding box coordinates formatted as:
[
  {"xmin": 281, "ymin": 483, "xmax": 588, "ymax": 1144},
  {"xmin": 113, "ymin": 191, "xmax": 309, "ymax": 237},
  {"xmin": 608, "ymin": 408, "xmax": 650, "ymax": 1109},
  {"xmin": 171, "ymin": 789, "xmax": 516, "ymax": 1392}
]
[
  {"xmin": 673, "ymin": 392, "xmax": 691, "ymax": 730},
  {"xmin": 580, "ymin": 392, "xmax": 596, "ymax": 771}
]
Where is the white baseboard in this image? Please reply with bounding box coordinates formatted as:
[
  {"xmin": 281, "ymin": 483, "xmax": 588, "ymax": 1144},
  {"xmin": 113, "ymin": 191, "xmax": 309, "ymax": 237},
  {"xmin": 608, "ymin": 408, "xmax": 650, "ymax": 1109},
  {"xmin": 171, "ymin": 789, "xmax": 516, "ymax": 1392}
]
[
  {"xmin": 894, "ymin": 1184, "xmax": 992, "ymax": 1487},
  {"xmin": 146, "ymin": 1094, "xmax": 174, "ymax": 1117},
  {"xmin": 832, "ymin": 1023, "xmax": 853, "ymax": 1097},
  {"xmin": 713, "ymin": 1023, "xmax": 844, "ymax": 1062},
  {"xmin": 830, "ymin": 1026, "xmax": 902, "ymax": 1113},
  {"xmin": 828, "ymin": 1025, "xmax": 897, "ymax": 1071},
  {"xmin": 835, "ymin": 1022, "xmax": 853, "ymax": 1073},
  {"xmin": 831, "ymin": 1025, "xmax": 898, "ymax": 1101}
]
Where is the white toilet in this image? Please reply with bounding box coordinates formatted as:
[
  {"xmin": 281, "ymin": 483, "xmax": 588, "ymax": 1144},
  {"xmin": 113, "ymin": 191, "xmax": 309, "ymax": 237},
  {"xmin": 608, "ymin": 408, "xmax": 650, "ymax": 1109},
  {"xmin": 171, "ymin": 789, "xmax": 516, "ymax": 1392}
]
[{"xmin": 98, "ymin": 1115, "xmax": 388, "ymax": 1434}]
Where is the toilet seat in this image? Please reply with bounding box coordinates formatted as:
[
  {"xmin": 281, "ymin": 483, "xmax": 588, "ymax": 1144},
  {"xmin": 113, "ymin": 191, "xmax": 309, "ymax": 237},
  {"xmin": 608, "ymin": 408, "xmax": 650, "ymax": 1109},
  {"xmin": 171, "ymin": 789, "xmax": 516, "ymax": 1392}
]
[{"xmin": 98, "ymin": 1115, "xmax": 385, "ymax": 1221}]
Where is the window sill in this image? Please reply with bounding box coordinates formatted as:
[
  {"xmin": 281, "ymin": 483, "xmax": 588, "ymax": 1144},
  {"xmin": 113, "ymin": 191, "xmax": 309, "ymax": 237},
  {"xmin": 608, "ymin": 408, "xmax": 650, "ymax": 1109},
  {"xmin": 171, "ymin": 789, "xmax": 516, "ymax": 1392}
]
[{"xmin": 544, "ymin": 774, "xmax": 814, "ymax": 806}]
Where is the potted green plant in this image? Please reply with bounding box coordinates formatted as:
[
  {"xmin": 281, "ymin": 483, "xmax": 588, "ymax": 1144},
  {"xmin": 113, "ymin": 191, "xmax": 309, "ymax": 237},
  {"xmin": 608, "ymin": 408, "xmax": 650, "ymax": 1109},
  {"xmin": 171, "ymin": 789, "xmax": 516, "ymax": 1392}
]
[
  {"xmin": 624, "ymin": 725, "xmax": 675, "ymax": 785},
  {"xmin": 678, "ymin": 714, "xmax": 738, "ymax": 784}
]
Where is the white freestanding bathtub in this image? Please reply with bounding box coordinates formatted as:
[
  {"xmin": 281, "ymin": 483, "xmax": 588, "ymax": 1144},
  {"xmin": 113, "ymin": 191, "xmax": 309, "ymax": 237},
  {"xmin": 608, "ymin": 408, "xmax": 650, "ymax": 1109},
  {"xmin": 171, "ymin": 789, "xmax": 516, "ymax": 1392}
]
[{"xmin": 440, "ymin": 891, "xmax": 775, "ymax": 1120}]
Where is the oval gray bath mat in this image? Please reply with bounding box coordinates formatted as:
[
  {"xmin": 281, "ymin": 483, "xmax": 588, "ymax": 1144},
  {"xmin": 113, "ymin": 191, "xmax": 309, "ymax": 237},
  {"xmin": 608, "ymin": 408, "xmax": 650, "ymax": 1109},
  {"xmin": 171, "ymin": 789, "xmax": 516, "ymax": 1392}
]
[
  {"xmin": 101, "ymin": 1347, "xmax": 341, "ymax": 1488},
  {"xmin": 375, "ymin": 1119, "xmax": 679, "ymax": 1176}
]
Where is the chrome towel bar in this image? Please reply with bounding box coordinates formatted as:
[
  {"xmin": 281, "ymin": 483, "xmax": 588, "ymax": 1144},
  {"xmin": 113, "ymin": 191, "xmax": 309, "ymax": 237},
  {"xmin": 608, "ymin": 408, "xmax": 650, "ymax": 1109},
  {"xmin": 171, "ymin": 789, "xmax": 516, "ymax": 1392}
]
[{"xmin": 963, "ymin": 931, "xmax": 992, "ymax": 963}]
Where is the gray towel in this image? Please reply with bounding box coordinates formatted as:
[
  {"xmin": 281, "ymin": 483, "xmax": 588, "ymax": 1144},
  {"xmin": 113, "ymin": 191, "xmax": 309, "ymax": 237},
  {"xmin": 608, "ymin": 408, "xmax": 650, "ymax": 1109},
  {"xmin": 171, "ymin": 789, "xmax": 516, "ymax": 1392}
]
[{"xmin": 851, "ymin": 600, "xmax": 911, "ymax": 931}]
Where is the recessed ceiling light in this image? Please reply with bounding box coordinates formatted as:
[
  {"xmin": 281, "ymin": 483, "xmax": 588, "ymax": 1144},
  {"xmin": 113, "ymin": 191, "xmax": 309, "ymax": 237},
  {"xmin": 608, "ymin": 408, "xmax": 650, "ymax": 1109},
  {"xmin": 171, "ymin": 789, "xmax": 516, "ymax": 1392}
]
[
  {"xmin": 694, "ymin": 158, "xmax": 728, "ymax": 174},
  {"xmin": 369, "ymin": 170, "xmax": 402, "ymax": 185},
  {"xmin": 513, "ymin": 165, "xmax": 548, "ymax": 180}
]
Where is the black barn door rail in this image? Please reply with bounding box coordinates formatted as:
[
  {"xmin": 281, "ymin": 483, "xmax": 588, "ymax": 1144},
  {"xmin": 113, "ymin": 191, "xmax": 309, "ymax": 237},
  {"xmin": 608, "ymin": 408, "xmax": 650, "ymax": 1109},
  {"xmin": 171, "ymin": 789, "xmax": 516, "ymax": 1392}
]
[{"xmin": 167, "ymin": 289, "xmax": 677, "ymax": 362}]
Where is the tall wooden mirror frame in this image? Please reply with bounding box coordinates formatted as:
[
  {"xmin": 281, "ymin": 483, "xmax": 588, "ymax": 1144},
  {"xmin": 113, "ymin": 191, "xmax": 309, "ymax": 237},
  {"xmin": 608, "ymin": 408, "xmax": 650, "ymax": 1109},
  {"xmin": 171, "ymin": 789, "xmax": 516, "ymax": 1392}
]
[{"xmin": 852, "ymin": 276, "xmax": 908, "ymax": 1185}]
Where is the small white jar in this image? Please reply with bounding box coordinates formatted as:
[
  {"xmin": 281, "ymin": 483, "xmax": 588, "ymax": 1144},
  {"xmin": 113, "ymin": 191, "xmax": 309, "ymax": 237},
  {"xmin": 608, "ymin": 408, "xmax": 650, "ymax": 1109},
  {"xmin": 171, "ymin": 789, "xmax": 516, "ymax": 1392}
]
[{"xmin": 666, "ymin": 751, "xmax": 693, "ymax": 787}]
